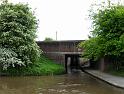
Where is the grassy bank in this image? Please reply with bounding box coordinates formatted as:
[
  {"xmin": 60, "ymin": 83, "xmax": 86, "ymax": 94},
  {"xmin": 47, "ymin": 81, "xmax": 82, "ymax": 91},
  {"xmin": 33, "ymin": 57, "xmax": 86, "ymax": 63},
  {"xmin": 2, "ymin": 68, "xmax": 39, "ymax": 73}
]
[
  {"xmin": 0, "ymin": 56, "xmax": 65, "ymax": 76},
  {"xmin": 107, "ymin": 69, "xmax": 124, "ymax": 77}
]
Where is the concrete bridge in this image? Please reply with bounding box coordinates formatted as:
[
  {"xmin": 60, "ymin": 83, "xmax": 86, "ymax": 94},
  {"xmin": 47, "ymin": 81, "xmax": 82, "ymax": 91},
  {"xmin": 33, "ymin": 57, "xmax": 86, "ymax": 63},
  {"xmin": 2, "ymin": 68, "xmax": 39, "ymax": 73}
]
[{"xmin": 37, "ymin": 40, "xmax": 85, "ymax": 72}]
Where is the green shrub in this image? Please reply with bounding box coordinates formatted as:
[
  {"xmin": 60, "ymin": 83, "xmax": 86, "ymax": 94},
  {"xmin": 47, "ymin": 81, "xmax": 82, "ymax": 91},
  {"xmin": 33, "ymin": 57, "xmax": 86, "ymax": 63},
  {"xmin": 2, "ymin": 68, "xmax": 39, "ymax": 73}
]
[{"xmin": 0, "ymin": 2, "xmax": 41, "ymax": 69}]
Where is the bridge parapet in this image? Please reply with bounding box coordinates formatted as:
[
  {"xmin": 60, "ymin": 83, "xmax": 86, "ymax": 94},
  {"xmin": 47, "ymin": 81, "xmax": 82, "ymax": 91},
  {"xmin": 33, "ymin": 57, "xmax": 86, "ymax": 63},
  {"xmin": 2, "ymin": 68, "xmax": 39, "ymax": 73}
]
[{"xmin": 37, "ymin": 40, "xmax": 84, "ymax": 53}]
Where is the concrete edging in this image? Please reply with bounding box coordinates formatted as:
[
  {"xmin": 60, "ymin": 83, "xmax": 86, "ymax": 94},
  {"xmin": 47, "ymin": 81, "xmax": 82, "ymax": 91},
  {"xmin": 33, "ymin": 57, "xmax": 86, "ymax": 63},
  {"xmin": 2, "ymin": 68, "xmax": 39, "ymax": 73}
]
[{"xmin": 83, "ymin": 70, "xmax": 124, "ymax": 89}]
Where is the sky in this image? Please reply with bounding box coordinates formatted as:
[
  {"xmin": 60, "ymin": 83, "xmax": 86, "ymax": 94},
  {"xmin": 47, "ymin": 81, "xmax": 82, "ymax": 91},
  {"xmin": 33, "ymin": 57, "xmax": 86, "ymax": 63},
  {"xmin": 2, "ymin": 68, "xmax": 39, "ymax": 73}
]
[{"xmin": 9, "ymin": 0, "xmax": 124, "ymax": 41}]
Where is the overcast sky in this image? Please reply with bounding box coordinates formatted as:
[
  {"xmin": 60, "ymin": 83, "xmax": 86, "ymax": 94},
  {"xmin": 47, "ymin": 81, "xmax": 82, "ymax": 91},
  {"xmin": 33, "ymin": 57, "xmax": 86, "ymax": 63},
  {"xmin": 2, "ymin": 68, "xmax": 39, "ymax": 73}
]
[{"xmin": 10, "ymin": 0, "xmax": 123, "ymax": 41}]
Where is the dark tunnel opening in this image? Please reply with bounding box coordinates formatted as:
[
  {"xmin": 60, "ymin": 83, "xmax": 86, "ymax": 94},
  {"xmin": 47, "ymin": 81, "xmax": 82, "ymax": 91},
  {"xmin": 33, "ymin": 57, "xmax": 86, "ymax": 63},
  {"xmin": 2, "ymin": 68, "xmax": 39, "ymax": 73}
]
[{"xmin": 65, "ymin": 54, "xmax": 81, "ymax": 73}]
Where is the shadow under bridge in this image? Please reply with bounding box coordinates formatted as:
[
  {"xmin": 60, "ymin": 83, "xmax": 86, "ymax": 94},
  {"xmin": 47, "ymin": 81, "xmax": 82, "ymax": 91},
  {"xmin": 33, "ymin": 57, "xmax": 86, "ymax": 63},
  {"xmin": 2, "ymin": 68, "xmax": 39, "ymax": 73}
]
[{"xmin": 64, "ymin": 52, "xmax": 84, "ymax": 73}]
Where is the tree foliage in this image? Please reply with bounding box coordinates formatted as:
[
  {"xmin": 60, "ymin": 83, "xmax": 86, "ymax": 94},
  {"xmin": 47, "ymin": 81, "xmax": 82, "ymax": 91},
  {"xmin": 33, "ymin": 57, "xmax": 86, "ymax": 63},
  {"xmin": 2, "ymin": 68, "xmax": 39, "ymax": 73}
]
[
  {"xmin": 0, "ymin": 2, "xmax": 41, "ymax": 70},
  {"xmin": 44, "ymin": 37, "xmax": 54, "ymax": 42},
  {"xmin": 79, "ymin": 4, "xmax": 124, "ymax": 63}
]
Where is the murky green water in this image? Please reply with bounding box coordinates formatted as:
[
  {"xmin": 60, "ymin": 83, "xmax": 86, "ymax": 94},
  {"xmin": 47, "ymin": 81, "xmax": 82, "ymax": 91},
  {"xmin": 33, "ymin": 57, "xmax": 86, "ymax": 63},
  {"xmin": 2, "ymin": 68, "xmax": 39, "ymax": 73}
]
[{"xmin": 0, "ymin": 72, "xmax": 124, "ymax": 94}]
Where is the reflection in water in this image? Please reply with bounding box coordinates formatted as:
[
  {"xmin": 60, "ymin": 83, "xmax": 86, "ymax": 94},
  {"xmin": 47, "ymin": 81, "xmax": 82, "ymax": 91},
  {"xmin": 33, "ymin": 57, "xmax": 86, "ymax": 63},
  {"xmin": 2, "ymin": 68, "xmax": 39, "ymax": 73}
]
[{"xmin": 0, "ymin": 71, "xmax": 124, "ymax": 94}]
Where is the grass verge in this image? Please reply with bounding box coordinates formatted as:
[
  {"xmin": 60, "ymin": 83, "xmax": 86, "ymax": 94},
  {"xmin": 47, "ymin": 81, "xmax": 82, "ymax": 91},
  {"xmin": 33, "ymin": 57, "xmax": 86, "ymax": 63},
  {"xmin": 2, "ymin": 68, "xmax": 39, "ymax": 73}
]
[
  {"xmin": 107, "ymin": 69, "xmax": 124, "ymax": 77},
  {"xmin": 0, "ymin": 55, "xmax": 65, "ymax": 76}
]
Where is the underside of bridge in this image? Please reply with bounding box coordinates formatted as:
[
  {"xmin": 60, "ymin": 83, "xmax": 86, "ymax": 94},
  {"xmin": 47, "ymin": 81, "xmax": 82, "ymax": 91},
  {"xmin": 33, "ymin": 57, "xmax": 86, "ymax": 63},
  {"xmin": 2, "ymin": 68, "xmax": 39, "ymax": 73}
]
[{"xmin": 65, "ymin": 54, "xmax": 81, "ymax": 73}]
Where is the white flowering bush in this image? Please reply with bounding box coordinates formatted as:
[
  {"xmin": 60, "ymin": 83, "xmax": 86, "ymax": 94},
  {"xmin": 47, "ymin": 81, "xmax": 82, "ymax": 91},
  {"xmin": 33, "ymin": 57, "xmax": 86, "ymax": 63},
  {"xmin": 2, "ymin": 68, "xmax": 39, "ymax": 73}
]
[
  {"xmin": 0, "ymin": 2, "xmax": 41, "ymax": 70},
  {"xmin": 0, "ymin": 47, "xmax": 24, "ymax": 70}
]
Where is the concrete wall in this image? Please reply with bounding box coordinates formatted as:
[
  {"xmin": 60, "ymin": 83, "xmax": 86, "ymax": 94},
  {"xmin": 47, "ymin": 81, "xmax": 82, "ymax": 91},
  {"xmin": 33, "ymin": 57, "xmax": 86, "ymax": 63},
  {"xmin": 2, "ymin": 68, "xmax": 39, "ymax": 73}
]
[
  {"xmin": 99, "ymin": 57, "xmax": 110, "ymax": 72},
  {"xmin": 43, "ymin": 52, "xmax": 65, "ymax": 64},
  {"xmin": 89, "ymin": 58, "xmax": 110, "ymax": 72}
]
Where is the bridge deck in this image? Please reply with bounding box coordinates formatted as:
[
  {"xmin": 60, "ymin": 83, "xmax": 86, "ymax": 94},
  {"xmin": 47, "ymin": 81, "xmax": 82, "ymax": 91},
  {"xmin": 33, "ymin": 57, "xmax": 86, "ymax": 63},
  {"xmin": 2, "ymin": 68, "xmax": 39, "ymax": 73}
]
[{"xmin": 44, "ymin": 52, "xmax": 82, "ymax": 55}]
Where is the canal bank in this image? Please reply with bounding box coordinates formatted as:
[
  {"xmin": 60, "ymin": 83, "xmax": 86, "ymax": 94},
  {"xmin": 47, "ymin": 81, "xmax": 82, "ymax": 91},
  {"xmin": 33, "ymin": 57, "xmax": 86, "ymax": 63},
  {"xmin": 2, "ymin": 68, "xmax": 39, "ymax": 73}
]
[{"xmin": 84, "ymin": 70, "xmax": 124, "ymax": 89}]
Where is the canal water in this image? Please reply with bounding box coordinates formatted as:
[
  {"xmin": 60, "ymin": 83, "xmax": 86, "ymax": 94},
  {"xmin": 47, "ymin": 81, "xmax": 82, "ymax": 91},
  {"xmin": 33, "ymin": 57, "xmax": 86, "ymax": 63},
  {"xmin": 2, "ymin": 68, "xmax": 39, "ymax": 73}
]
[{"xmin": 0, "ymin": 71, "xmax": 124, "ymax": 94}]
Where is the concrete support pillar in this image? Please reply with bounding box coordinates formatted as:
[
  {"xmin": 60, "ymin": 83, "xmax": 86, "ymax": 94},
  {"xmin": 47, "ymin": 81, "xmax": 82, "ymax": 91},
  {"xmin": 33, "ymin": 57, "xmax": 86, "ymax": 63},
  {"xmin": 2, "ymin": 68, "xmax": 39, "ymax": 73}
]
[{"xmin": 67, "ymin": 57, "xmax": 71, "ymax": 74}]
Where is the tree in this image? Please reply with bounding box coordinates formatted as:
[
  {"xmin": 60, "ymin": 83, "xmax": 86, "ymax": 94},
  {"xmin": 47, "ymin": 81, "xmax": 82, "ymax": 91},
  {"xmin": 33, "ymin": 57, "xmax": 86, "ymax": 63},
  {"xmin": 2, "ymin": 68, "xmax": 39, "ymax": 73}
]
[
  {"xmin": 79, "ymin": 36, "xmax": 105, "ymax": 60},
  {"xmin": 44, "ymin": 37, "xmax": 54, "ymax": 42},
  {"xmin": 0, "ymin": 2, "xmax": 41, "ymax": 70},
  {"xmin": 79, "ymin": 4, "xmax": 124, "ymax": 70}
]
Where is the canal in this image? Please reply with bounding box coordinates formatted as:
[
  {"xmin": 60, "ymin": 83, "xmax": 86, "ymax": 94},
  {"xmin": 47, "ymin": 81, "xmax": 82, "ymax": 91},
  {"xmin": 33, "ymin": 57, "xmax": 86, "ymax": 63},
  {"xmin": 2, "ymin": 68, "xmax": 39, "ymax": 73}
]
[{"xmin": 0, "ymin": 71, "xmax": 124, "ymax": 94}]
